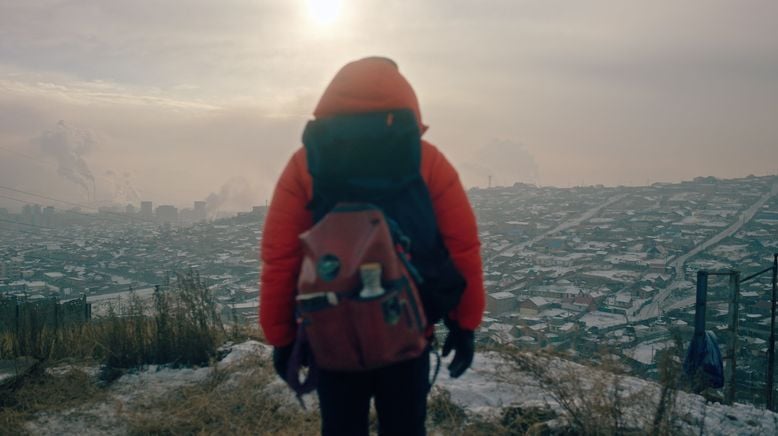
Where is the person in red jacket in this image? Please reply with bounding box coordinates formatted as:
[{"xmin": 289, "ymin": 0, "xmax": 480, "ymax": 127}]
[{"xmin": 260, "ymin": 56, "xmax": 484, "ymax": 436}]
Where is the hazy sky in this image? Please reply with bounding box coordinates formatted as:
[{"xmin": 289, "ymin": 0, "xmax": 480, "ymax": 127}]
[{"xmin": 1, "ymin": 0, "xmax": 777, "ymax": 211}]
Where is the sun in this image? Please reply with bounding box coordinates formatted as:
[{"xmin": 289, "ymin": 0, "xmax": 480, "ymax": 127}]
[{"xmin": 308, "ymin": 0, "xmax": 342, "ymax": 26}]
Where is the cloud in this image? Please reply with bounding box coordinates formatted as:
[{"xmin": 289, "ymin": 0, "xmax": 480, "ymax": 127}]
[
  {"xmin": 0, "ymin": 1, "xmax": 321, "ymax": 105},
  {"xmin": 2, "ymin": 0, "xmax": 777, "ymax": 195}
]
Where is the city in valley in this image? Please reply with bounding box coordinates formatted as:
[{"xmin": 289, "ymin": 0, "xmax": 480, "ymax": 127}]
[{"xmin": 1, "ymin": 174, "xmax": 777, "ymax": 404}]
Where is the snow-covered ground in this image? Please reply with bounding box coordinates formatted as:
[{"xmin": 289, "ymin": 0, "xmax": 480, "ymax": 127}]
[
  {"xmin": 439, "ymin": 350, "xmax": 778, "ymax": 435},
  {"xmin": 623, "ymin": 339, "xmax": 675, "ymax": 365},
  {"xmin": 582, "ymin": 269, "xmax": 642, "ymax": 283},
  {"xmin": 579, "ymin": 311, "xmax": 628, "ymax": 329},
  {"xmin": 22, "ymin": 341, "xmax": 778, "ymax": 435},
  {"xmin": 24, "ymin": 342, "xmax": 294, "ymax": 436},
  {"xmin": 26, "ymin": 365, "xmax": 214, "ymax": 435}
]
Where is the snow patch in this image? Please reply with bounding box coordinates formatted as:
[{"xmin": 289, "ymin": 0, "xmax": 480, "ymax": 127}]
[{"xmin": 217, "ymin": 339, "xmax": 271, "ymax": 367}]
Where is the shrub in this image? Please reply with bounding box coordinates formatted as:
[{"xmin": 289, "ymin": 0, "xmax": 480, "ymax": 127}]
[
  {"xmin": 499, "ymin": 346, "xmax": 680, "ymax": 436},
  {"xmin": 98, "ymin": 270, "xmax": 225, "ymax": 374},
  {"xmin": 1, "ymin": 270, "xmax": 226, "ymax": 375}
]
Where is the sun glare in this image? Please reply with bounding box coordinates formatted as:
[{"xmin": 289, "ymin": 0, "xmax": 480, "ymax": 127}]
[{"xmin": 308, "ymin": 0, "xmax": 341, "ymax": 26}]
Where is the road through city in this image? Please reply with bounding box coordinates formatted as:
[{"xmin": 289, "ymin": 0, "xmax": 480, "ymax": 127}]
[
  {"xmin": 635, "ymin": 182, "xmax": 778, "ymax": 320},
  {"xmin": 488, "ymin": 193, "xmax": 628, "ymax": 261}
]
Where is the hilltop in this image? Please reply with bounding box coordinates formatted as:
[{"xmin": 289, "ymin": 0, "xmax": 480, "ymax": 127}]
[
  {"xmin": 4, "ymin": 340, "xmax": 777, "ymax": 435},
  {"xmin": 2, "ymin": 174, "xmax": 778, "ymax": 410}
]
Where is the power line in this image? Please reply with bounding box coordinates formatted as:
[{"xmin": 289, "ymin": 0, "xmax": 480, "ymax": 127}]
[
  {"xmin": 0, "ymin": 145, "xmax": 151, "ymax": 217},
  {"xmin": 0, "ymin": 149, "xmax": 215, "ymax": 226},
  {"xmin": 0, "ymin": 193, "xmax": 136, "ymax": 225},
  {"xmin": 0, "ymin": 184, "xmax": 113, "ymax": 213},
  {"xmin": 0, "ymin": 185, "xmax": 157, "ymax": 225},
  {"xmin": 0, "ymin": 144, "xmax": 130, "ymax": 187}
]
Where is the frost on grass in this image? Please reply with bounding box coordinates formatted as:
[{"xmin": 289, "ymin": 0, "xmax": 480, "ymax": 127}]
[
  {"xmin": 435, "ymin": 349, "xmax": 778, "ymax": 435},
  {"xmin": 24, "ymin": 340, "xmax": 315, "ymax": 436},
  {"xmin": 13, "ymin": 342, "xmax": 778, "ymax": 435}
]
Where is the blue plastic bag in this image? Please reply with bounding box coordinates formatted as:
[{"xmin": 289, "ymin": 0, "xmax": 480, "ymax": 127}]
[{"xmin": 683, "ymin": 330, "xmax": 724, "ymax": 389}]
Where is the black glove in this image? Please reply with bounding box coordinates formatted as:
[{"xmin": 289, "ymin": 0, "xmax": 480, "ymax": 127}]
[
  {"xmin": 272, "ymin": 344, "xmax": 294, "ymax": 381},
  {"xmin": 441, "ymin": 319, "xmax": 474, "ymax": 378}
]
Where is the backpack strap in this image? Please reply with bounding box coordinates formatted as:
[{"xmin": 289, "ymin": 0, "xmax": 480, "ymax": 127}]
[
  {"xmin": 428, "ymin": 336, "xmax": 442, "ymax": 392},
  {"xmin": 302, "ymin": 109, "xmax": 466, "ymax": 325},
  {"xmin": 285, "ymin": 322, "xmax": 318, "ymax": 407}
]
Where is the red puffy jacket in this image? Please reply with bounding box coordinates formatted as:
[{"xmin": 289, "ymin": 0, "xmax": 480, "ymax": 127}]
[{"xmin": 260, "ymin": 57, "xmax": 484, "ymax": 347}]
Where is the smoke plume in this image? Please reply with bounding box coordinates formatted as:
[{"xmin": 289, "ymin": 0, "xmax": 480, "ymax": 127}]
[
  {"xmin": 105, "ymin": 170, "xmax": 141, "ymax": 204},
  {"xmin": 38, "ymin": 120, "xmax": 96, "ymax": 200},
  {"xmin": 204, "ymin": 177, "xmax": 256, "ymax": 217}
]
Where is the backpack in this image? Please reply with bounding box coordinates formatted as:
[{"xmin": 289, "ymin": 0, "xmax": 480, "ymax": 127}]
[
  {"xmin": 296, "ymin": 203, "xmax": 427, "ymax": 370},
  {"xmin": 294, "ymin": 109, "xmax": 466, "ymax": 371}
]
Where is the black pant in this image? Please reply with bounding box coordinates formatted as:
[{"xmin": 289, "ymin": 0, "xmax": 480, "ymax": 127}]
[{"xmin": 316, "ymin": 349, "xmax": 431, "ymax": 436}]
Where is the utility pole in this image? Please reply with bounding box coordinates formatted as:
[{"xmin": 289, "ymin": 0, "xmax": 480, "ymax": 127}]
[
  {"xmin": 726, "ymin": 271, "xmax": 740, "ymax": 405},
  {"xmin": 767, "ymin": 254, "xmax": 778, "ymax": 411},
  {"xmin": 693, "ymin": 271, "xmax": 708, "ymax": 342}
]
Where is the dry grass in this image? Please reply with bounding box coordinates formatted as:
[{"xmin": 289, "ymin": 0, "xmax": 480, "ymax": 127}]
[
  {"xmin": 427, "ymin": 388, "xmax": 468, "ymax": 432},
  {"xmin": 1, "ymin": 271, "xmax": 227, "ymax": 375},
  {"xmin": 507, "ymin": 350, "xmax": 631, "ymax": 435},
  {"xmin": 3, "ymin": 305, "xmax": 690, "ymax": 435},
  {"xmin": 124, "ymin": 355, "xmax": 320, "ymax": 436},
  {"xmin": 494, "ymin": 344, "xmax": 688, "ymax": 436},
  {"xmin": 427, "ymin": 387, "xmax": 559, "ymax": 436},
  {"xmin": 0, "ymin": 333, "xmax": 690, "ymax": 436},
  {"xmin": 499, "ymin": 405, "xmax": 560, "ymax": 435},
  {"xmin": 1, "ymin": 347, "xmax": 320, "ymax": 435},
  {"xmin": 2, "ymin": 342, "xmax": 663, "ymax": 436},
  {"xmin": 0, "ymin": 324, "xmax": 101, "ymax": 363},
  {"xmin": 649, "ymin": 332, "xmax": 685, "ymax": 436},
  {"xmin": 0, "ymin": 272, "xmax": 317, "ymax": 435},
  {"xmin": 0, "ymin": 366, "xmax": 103, "ymax": 436}
]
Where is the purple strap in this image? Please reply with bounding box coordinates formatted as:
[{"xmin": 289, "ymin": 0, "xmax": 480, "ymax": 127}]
[{"xmin": 286, "ymin": 323, "xmax": 318, "ymax": 406}]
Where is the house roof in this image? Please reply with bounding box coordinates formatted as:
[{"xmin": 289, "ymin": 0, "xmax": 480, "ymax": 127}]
[
  {"xmin": 489, "ymin": 291, "xmax": 516, "ymax": 300},
  {"xmin": 527, "ymin": 296, "xmax": 550, "ymax": 307}
]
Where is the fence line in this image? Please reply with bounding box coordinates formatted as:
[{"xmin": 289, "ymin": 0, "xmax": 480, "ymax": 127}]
[
  {"xmin": 690, "ymin": 253, "xmax": 778, "ymax": 411},
  {"xmin": 0, "ymin": 294, "xmax": 91, "ymax": 334}
]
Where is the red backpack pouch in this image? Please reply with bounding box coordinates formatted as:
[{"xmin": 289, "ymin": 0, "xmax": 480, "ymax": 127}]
[{"xmin": 296, "ymin": 203, "xmax": 428, "ymax": 371}]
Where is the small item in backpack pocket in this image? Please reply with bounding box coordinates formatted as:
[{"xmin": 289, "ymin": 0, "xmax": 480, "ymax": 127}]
[
  {"xmin": 296, "ymin": 291, "xmax": 339, "ymax": 312},
  {"xmin": 359, "ymin": 263, "xmax": 385, "ymax": 298},
  {"xmin": 381, "ymin": 294, "xmax": 402, "ymax": 325},
  {"xmin": 316, "ymin": 254, "xmax": 341, "ymax": 281}
]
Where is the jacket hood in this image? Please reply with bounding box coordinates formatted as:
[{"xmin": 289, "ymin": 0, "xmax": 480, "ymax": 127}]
[{"xmin": 313, "ymin": 57, "xmax": 428, "ymax": 134}]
